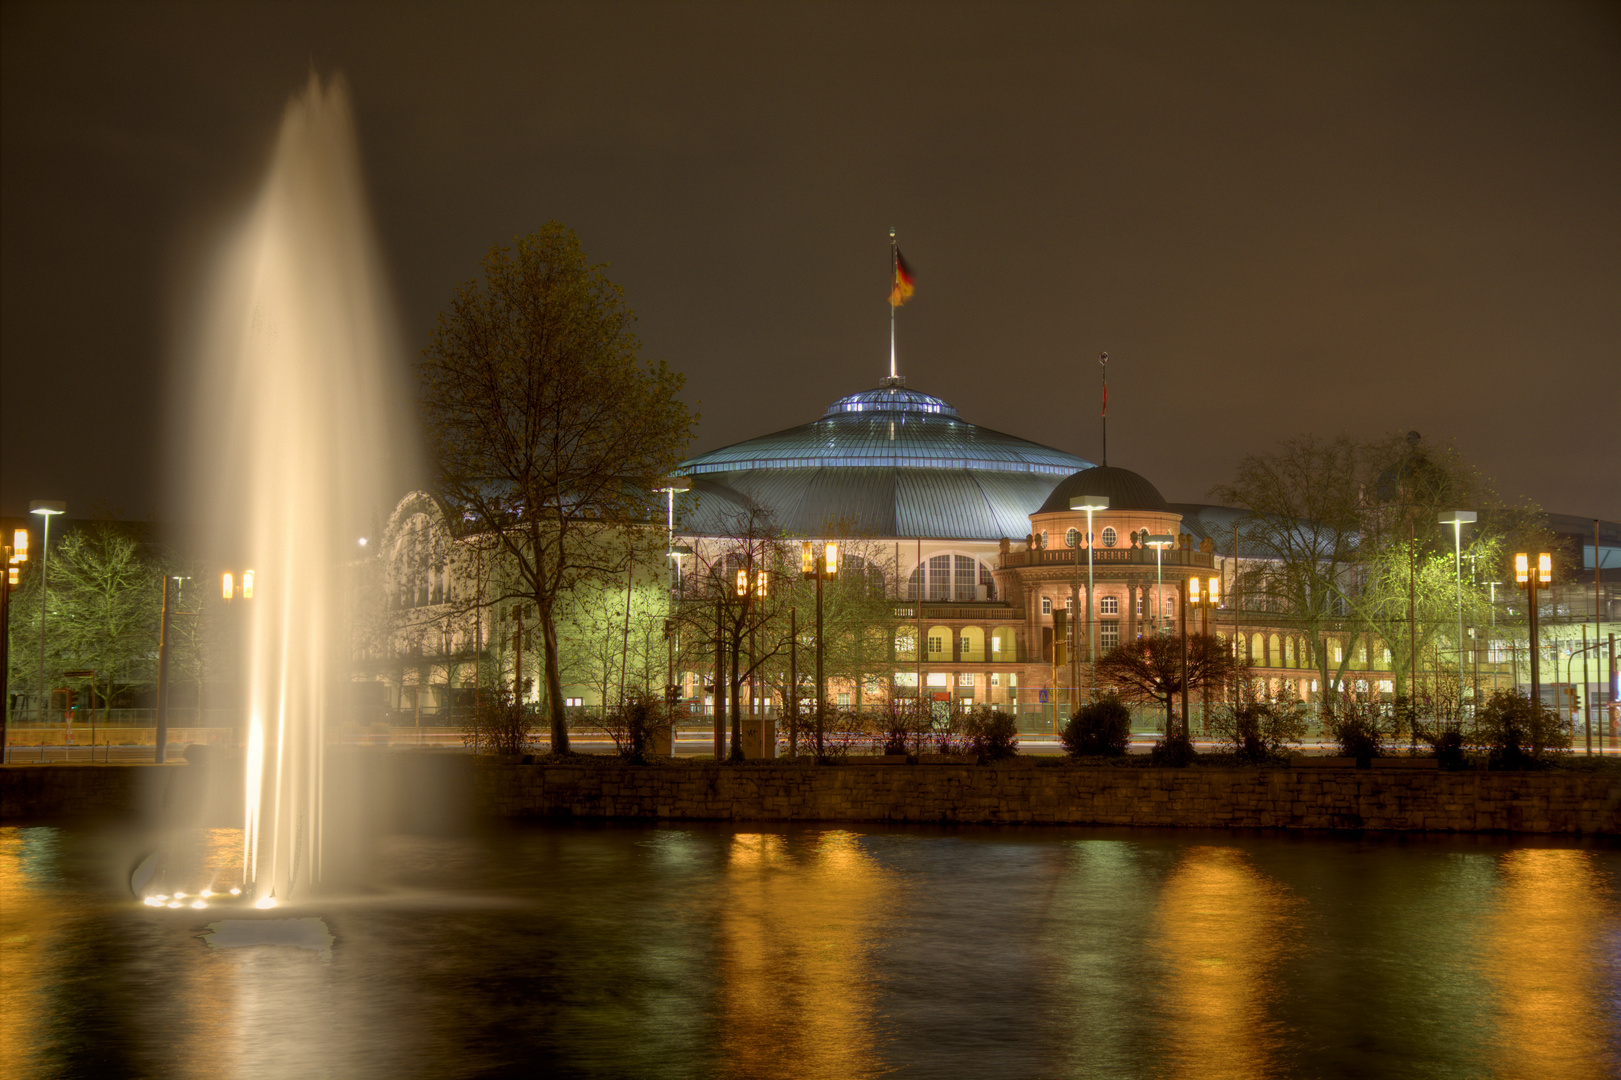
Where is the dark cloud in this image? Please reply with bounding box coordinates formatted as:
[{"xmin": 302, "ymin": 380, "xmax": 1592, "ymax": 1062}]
[{"xmin": 3, "ymin": 0, "xmax": 1618, "ymax": 521}]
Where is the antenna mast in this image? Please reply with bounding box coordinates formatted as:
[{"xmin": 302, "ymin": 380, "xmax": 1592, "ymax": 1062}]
[{"xmin": 1100, "ymin": 352, "xmax": 1109, "ymax": 467}]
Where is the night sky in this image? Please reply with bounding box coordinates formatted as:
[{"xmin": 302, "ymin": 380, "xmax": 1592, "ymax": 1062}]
[{"xmin": 3, "ymin": 1, "xmax": 1618, "ymax": 526}]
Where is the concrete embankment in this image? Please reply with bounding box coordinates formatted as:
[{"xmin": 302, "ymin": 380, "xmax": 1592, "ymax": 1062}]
[{"xmin": 6, "ymin": 756, "xmax": 1621, "ymax": 835}]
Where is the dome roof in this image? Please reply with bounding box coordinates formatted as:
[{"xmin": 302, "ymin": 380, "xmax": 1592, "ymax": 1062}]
[
  {"xmin": 1036, "ymin": 466, "xmax": 1169, "ymax": 514},
  {"xmin": 677, "ymin": 382, "xmax": 1094, "ymax": 540},
  {"xmin": 682, "ymin": 383, "xmax": 1085, "ymax": 476}
]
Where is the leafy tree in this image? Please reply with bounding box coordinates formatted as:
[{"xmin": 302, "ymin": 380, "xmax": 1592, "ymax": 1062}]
[
  {"xmin": 418, "ymin": 225, "xmax": 696, "ymax": 751},
  {"xmin": 5, "ymin": 522, "xmax": 164, "ymax": 722},
  {"xmin": 1091, "ymin": 632, "xmax": 1236, "ymax": 736},
  {"xmin": 1214, "ymin": 432, "xmax": 1553, "ymax": 708}
]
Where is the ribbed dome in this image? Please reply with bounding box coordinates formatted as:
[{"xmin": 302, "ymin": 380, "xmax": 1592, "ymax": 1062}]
[
  {"xmin": 683, "ymin": 384, "xmax": 1087, "ymax": 477},
  {"xmin": 1036, "ymin": 466, "xmax": 1169, "ymax": 514},
  {"xmin": 677, "ymin": 382, "xmax": 1095, "ymax": 539}
]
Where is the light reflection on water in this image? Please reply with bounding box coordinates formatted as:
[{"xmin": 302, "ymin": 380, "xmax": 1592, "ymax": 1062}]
[
  {"xmin": 1, "ymin": 823, "xmax": 1617, "ymax": 1080},
  {"xmin": 1153, "ymin": 846, "xmax": 1297, "ymax": 1079}
]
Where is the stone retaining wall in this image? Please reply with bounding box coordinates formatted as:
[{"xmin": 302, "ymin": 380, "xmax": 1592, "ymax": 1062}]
[
  {"xmin": 8, "ymin": 759, "xmax": 1621, "ymax": 834},
  {"xmin": 475, "ymin": 761, "xmax": 1621, "ymax": 834}
]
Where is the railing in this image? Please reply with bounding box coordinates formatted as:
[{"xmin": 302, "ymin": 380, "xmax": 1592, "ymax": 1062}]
[{"xmin": 1000, "ymin": 547, "xmax": 1216, "ymax": 570}]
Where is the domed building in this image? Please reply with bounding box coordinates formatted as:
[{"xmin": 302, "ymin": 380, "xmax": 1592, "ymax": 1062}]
[{"xmin": 669, "ymin": 379, "xmax": 1223, "ymax": 722}]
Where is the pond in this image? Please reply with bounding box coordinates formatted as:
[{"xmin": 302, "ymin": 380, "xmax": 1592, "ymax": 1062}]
[{"xmin": 2, "ymin": 822, "xmax": 1617, "ymax": 1079}]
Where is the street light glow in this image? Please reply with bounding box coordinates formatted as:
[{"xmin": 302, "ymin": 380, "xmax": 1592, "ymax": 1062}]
[{"xmin": 223, "ymin": 572, "xmax": 234, "ymax": 600}]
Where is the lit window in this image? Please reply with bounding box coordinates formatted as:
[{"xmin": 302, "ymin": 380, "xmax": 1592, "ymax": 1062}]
[
  {"xmin": 960, "ymin": 635, "xmax": 971, "ymax": 655},
  {"xmin": 989, "ymin": 673, "xmax": 1000, "ymax": 687},
  {"xmin": 1066, "ymin": 528, "xmax": 1079, "ymax": 548},
  {"xmin": 1334, "ymin": 644, "xmax": 1343, "ymax": 663},
  {"xmin": 1041, "ymin": 596, "xmax": 1052, "ymax": 614},
  {"xmin": 565, "ymin": 697, "xmax": 582, "ymax": 708},
  {"xmin": 1136, "ymin": 597, "xmax": 1143, "ymax": 616},
  {"xmin": 929, "ymin": 635, "xmax": 944, "ymax": 654},
  {"xmin": 1100, "ymin": 596, "xmax": 1119, "ymax": 614},
  {"xmin": 991, "ymin": 636, "xmax": 1001, "ymax": 653},
  {"xmin": 1039, "ymin": 531, "xmax": 1048, "ymax": 548},
  {"xmin": 837, "ymin": 693, "xmax": 851, "ymax": 706},
  {"xmin": 1100, "ymin": 620, "xmax": 1120, "ymax": 650},
  {"xmin": 1102, "ymin": 527, "xmax": 1118, "ymax": 547},
  {"xmin": 1065, "ymin": 597, "xmax": 1074, "ymax": 612},
  {"xmin": 958, "ymin": 673, "xmax": 974, "ymax": 687}
]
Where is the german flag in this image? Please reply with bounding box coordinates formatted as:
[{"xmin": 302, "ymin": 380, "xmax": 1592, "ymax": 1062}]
[{"xmin": 889, "ymin": 248, "xmax": 916, "ymax": 307}]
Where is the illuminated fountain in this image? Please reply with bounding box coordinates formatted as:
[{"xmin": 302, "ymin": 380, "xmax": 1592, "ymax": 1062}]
[{"xmin": 176, "ymin": 74, "xmax": 407, "ymax": 907}]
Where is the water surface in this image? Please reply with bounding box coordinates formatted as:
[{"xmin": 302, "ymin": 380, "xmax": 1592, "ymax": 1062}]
[{"xmin": 2, "ymin": 823, "xmax": 1617, "ymax": 1079}]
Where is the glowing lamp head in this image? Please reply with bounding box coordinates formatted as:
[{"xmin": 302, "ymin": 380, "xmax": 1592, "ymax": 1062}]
[
  {"xmin": 11, "ymin": 528, "xmax": 26, "ymax": 562},
  {"xmin": 242, "ymin": 570, "xmax": 253, "ymax": 599},
  {"xmin": 222, "ymin": 572, "xmax": 234, "ymax": 600},
  {"xmin": 7, "ymin": 568, "xmax": 16, "ymax": 587},
  {"xmin": 1206, "ymin": 575, "xmax": 1220, "ymax": 605},
  {"xmin": 1538, "ymin": 553, "xmax": 1551, "ymax": 586},
  {"xmin": 824, "ymin": 541, "xmax": 838, "ymax": 579},
  {"xmin": 754, "ymin": 570, "xmax": 768, "ymax": 598},
  {"xmin": 1188, "ymin": 577, "xmax": 1200, "ymax": 604},
  {"xmin": 735, "ymin": 568, "xmax": 748, "ymax": 598},
  {"xmin": 801, "ymin": 541, "xmax": 815, "ymax": 579}
]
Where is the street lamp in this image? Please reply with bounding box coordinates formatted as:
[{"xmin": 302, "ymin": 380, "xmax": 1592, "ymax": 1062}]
[
  {"xmin": 1188, "ymin": 574, "xmax": 1221, "ymax": 734},
  {"xmin": 802, "ymin": 540, "xmax": 838, "ymax": 758},
  {"xmin": 1, "ymin": 528, "xmax": 29, "ymax": 762},
  {"xmin": 1515, "ymin": 551, "xmax": 1552, "ymax": 706},
  {"xmin": 30, "ymin": 501, "xmax": 65, "ymax": 729},
  {"xmin": 1070, "ymin": 495, "xmax": 1109, "ymax": 705},
  {"xmin": 1438, "ymin": 511, "xmax": 1477, "ymax": 710},
  {"xmin": 1146, "ymin": 534, "xmax": 1174, "ymax": 636}
]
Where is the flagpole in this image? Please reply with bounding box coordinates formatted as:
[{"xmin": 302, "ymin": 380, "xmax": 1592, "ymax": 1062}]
[
  {"xmin": 889, "ymin": 227, "xmax": 898, "ymax": 382},
  {"xmin": 1100, "ymin": 351, "xmax": 1109, "ymax": 467}
]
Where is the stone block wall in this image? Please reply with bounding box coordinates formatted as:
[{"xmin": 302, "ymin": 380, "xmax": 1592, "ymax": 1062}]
[{"xmin": 473, "ymin": 761, "xmax": 1621, "ymax": 834}]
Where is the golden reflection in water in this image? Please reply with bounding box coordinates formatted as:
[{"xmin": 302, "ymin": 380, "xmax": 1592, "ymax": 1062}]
[
  {"xmin": 716, "ymin": 830, "xmax": 891, "ymax": 1080},
  {"xmin": 0, "ymin": 827, "xmax": 55, "ymax": 1077},
  {"xmin": 1152, "ymin": 846, "xmax": 1295, "ymax": 1080},
  {"xmin": 1483, "ymin": 848, "xmax": 1617, "ymax": 1080}
]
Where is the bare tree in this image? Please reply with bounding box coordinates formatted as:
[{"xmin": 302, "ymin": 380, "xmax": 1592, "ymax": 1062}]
[
  {"xmin": 1091, "ymin": 633, "xmax": 1236, "ymax": 734},
  {"xmin": 418, "ymin": 225, "xmax": 695, "ymax": 752}
]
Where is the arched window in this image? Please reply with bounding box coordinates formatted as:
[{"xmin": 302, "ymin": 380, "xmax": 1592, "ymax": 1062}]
[
  {"xmin": 1065, "ymin": 528, "xmax": 1079, "ymax": 548},
  {"xmin": 1099, "ymin": 595, "xmax": 1119, "ymax": 614},
  {"xmin": 1102, "ymin": 527, "xmax": 1118, "ymax": 547},
  {"xmin": 1041, "ymin": 596, "xmax": 1052, "ymax": 614}
]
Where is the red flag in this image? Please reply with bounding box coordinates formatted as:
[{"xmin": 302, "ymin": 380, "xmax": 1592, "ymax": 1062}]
[{"xmin": 889, "ymin": 249, "xmax": 915, "ymax": 307}]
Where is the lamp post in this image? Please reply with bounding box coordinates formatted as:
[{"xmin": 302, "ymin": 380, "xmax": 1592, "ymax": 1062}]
[
  {"xmin": 802, "ymin": 540, "xmax": 838, "ymax": 758},
  {"xmin": 1188, "ymin": 574, "xmax": 1220, "ymax": 734},
  {"xmin": 1070, "ymin": 495, "xmax": 1109, "ymax": 705},
  {"xmin": 1515, "ymin": 551, "xmax": 1552, "ymax": 706},
  {"xmin": 731, "ymin": 559, "xmax": 767, "ymax": 759},
  {"xmin": 30, "ymin": 501, "xmax": 65, "ymax": 729},
  {"xmin": 1146, "ymin": 534, "xmax": 1174, "ymax": 636},
  {"xmin": 1, "ymin": 528, "xmax": 29, "ymax": 762},
  {"xmin": 214, "ymin": 569, "xmax": 253, "ymax": 758},
  {"xmin": 1438, "ymin": 511, "xmax": 1477, "ymax": 710}
]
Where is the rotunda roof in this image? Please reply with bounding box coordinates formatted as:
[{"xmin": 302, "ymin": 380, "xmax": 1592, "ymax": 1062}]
[
  {"xmin": 1035, "ymin": 466, "xmax": 1170, "ymax": 514},
  {"xmin": 677, "ymin": 382, "xmax": 1094, "ymax": 540},
  {"xmin": 683, "ymin": 384, "xmax": 1086, "ymax": 476}
]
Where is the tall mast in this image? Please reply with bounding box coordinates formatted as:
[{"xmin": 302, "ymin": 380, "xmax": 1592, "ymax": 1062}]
[
  {"xmin": 1099, "ymin": 351, "xmax": 1109, "ymax": 467},
  {"xmin": 889, "ymin": 227, "xmax": 898, "ymax": 383}
]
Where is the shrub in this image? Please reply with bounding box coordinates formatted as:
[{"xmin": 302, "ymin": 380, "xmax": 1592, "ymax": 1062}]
[
  {"xmin": 1208, "ymin": 701, "xmax": 1308, "ymax": 763},
  {"xmin": 1425, "ymin": 728, "xmax": 1467, "ymax": 769},
  {"xmin": 1325, "ymin": 699, "xmax": 1389, "ymax": 763},
  {"xmin": 460, "ymin": 692, "xmax": 536, "ymax": 756},
  {"xmin": 1474, "ymin": 689, "xmax": 1569, "ymax": 768},
  {"xmin": 599, "ymin": 693, "xmax": 669, "ymax": 763},
  {"xmin": 870, "ymin": 702, "xmax": 934, "ymax": 757},
  {"xmin": 1062, "ymin": 697, "xmax": 1133, "ymax": 757},
  {"xmin": 1149, "ymin": 731, "xmax": 1197, "ymax": 767},
  {"xmin": 961, "ymin": 706, "xmax": 1018, "ymax": 762}
]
